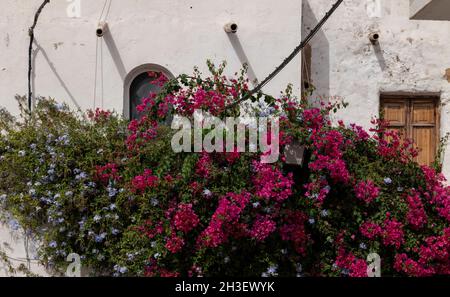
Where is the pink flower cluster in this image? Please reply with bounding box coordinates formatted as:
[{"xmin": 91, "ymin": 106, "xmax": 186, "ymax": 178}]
[
  {"xmin": 360, "ymin": 216, "xmax": 404, "ymax": 249},
  {"xmin": 309, "ymin": 130, "xmax": 351, "ymax": 185},
  {"xmin": 195, "ymin": 153, "xmax": 212, "ymax": 178},
  {"xmin": 252, "ymin": 161, "xmax": 294, "ymax": 203},
  {"xmin": 171, "ymin": 88, "xmax": 230, "ymax": 117},
  {"xmin": 87, "ymin": 108, "xmax": 112, "ymax": 123},
  {"xmin": 279, "ymin": 211, "xmax": 309, "ymax": 255},
  {"xmin": 421, "ymin": 166, "xmax": 450, "ymax": 222},
  {"xmin": 394, "ymin": 228, "xmax": 450, "ymax": 276},
  {"xmin": 302, "ymin": 108, "xmax": 324, "ymax": 130},
  {"xmin": 304, "ymin": 178, "xmax": 330, "ymax": 204},
  {"xmin": 198, "ymin": 192, "xmax": 251, "ymax": 248},
  {"xmin": 95, "ymin": 163, "xmax": 121, "ymax": 184},
  {"xmin": 381, "ymin": 216, "xmax": 405, "ymax": 249},
  {"xmin": 354, "ymin": 180, "xmax": 379, "ymax": 204},
  {"xmin": 165, "ymin": 234, "xmax": 185, "ymax": 254},
  {"xmin": 370, "ymin": 119, "xmax": 418, "ymax": 162},
  {"xmin": 335, "ymin": 248, "xmax": 368, "ymax": 277},
  {"xmin": 131, "ymin": 169, "xmax": 159, "ymax": 193},
  {"xmin": 173, "ymin": 203, "xmax": 200, "ymax": 233},
  {"xmin": 126, "ymin": 116, "xmax": 159, "ymax": 151},
  {"xmin": 249, "ymin": 217, "xmax": 276, "ymax": 242},
  {"xmin": 349, "ymin": 124, "xmax": 370, "ymax": 141},
  {"xmin": 359, "ymin": 221, "xmax": 382, "ymax": 240},
  {"xmin": 406, "ymin": 191, "xmax": 428, "ymax": 229}
]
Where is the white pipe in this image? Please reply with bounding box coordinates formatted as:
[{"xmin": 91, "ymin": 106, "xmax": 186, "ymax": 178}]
[
  {"xmin": 224, "ymin": 22, "xmax": 238, "ymax": 34},
  {"xmin": 369, "ymin": 32, "xmax": 380, "ymax": 44},
  {"xmin": 96, "ymin": 21, "xmax": 108, "ymax": 37}
]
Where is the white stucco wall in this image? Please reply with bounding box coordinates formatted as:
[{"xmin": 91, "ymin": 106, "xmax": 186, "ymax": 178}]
[
  {"xmin": 0, "ymin": 0, "xmax": 302, "ymax": 276},
  {"xmin": 0, "ymin": 0, "xmax": 302, "ymax": 116},
  {"xmin": 303, "ymin": 0, "xmax": 450, "ymax": 178}
]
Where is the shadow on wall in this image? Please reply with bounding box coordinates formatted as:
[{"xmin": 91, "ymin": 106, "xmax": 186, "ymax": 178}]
[
  {"xmin": 103, "ymin": 28, "xmax": 127, "ymax": 81},
  {"xmin": 226, "ymin": 33, "xmax": 259, "ymax": 87},
  {"xmin": 302, "ymin": 0, "xmax": 330, "ymax": 104},
  {"xmin": 32, "ymin": 40, "xmax": 82, "ymax": 111}
]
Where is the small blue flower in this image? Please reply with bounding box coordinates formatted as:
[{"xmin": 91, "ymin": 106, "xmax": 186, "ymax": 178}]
[
  {"xmin": 93, "ymin": 215, "xmax": 102, "ymax": 222},
  {"xmin": 252, "ymin": 202, "xmax": 261, "ymax": 208},
  {"xmin": 111, "ymin": 229, "xmax": 120, "ymax": 236},
  {"xmin": 55, "ymin": 102, "xmax": 65, "ymax": 111},
  {"xmin": 359, "ymin": 243, "xmax": 367, "ymax": 250},
  {"xmin": 321, "ymin": 209, "xmax": 329, "ymax": 217},
  {"xmin": 127, "ymin": 253, "xmax": 135, "ymax": 261},
  {"xmin": 108, "ymin": 187, "xmax": 118, "ymax": 198},
  {"xmin": 267, "ymin": 265, "xmax": 278, "ymax": 275},
  {"xmin": 109, "ymin": 203, "xmax": 117, "ymax": 210},
  {"xmin": 308, "ymin": 218, "xmax": 316, "ymax": 225},
  {"xmin": 9, "ymin": 219, "xmax": 20, "ymax": 231},
  {"xmin": 30, "ymin": 144, "xmax": 37, "ymax": 150},
  {"xmin": 49, "ymin": 241, "xmax": 58, "ymax": 248},
  {"xmin": 119, "ymin": 267, "xmax": 128, "ymax": 274},
  {"xmin": 384, "ymin": 177, "xmax": 392, "ymax": 185},
  {"xmin": 150, "ymin": 198, "xmax": 159, "ymax": 207},
  {"xmin": 203, "ymin": 189, "xmax": 212, "ymax": 197},
  {"xmin": 95, "ymin": 233, "xmax": 107, "ymax": 243}
]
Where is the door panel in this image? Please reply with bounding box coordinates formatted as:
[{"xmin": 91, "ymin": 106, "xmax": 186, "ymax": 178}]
[
  {"xmin": 412, "ymin": 101, "xmax": 435, "ymax": 125},
  {"xmin": 413, "ymin": 127, "xmax": 435, "ymax": 166},
  {"xmin": 382, "ymin": 100, "xmax": 406, "ymax": 126}
]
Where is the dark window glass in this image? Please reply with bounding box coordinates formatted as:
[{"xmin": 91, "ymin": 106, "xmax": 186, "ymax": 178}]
[{"xmin": 129, "ymin": 72, "xmax": 163, "ymax": 120}]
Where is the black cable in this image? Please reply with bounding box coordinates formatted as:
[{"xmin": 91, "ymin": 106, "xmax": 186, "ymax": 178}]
[
  {"xmin": 231, "ymin": 0, "xmax": 344, "ymax": 106},
  {"xmin": 28, "ymin": 0, "xmax": 51, "ymax": 113}
]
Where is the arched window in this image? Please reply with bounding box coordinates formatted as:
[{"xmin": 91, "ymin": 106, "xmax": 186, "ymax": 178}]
[{"xmin": 124, "ymin": 64, "xmax": 174, "ymax": 120}]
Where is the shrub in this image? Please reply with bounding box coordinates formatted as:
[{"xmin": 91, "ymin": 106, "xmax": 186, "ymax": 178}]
[{"xmin": 0, "ymin": 62, "xmax": 448, "ymax": 277}]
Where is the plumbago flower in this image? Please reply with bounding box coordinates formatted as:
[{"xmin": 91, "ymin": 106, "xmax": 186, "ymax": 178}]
[{"xmin": 1, "ymin": 62, "xmax": 449, "ymax": 277}]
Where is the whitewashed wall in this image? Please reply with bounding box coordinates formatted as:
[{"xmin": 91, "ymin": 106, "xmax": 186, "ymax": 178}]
[
  {"xmin": 0, "ymin": 0, "xmax": 302, "ymax": 276},
  {"xmin": 0, "ymin": 0, "xmax": 302, "ymax": 115},
  {"xmin": 303, "ymin": 0, "xmax": 450, "ymax": 178}
]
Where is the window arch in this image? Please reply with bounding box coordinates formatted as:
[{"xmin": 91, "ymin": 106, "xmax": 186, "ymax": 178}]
[{"xmin": 124, "ymin": 64, "xmax": 174, "ymax": 120}]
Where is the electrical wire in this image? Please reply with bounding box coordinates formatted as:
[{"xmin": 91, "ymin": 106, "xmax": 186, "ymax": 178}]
[{"xmin": 229, "ymin": 0, "xmax": 344, "ymax": 107}]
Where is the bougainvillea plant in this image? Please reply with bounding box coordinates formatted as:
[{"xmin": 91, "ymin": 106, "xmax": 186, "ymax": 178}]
[{"xmin": 0, "ymin": 61, "xmax": 448, "ymax": 277}]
